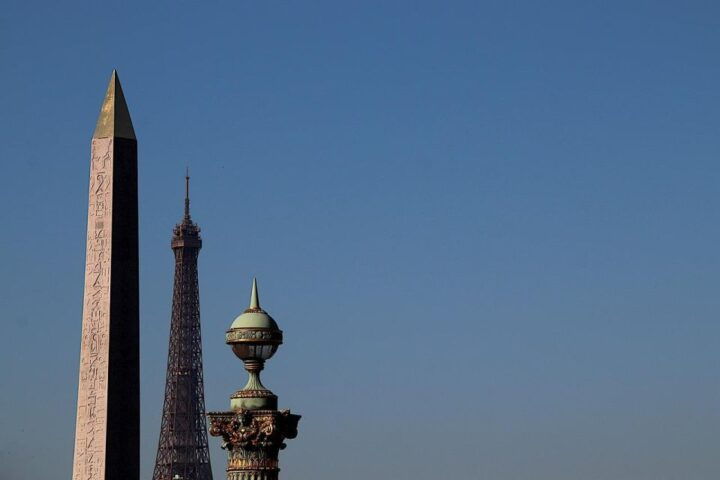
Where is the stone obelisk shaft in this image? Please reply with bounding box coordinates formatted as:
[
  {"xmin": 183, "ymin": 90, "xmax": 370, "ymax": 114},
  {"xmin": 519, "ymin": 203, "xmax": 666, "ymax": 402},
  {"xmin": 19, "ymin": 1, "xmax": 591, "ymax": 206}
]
[{"xmin": 72, "ymin": 71, "xmax": 139, "ymax": 480}]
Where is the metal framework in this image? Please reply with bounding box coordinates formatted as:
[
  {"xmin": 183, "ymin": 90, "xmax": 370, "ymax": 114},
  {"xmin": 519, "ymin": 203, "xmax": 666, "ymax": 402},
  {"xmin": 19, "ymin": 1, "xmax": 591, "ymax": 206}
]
[{"xmin": 152, "ymin": 176, "xmax": 213, "ymax": 480}]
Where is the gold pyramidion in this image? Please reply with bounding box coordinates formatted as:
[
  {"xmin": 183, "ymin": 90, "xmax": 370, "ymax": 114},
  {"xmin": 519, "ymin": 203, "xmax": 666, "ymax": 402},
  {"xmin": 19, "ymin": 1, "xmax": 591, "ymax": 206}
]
[{"xmin": 93, "ymin": 70, "xmax": 136, "ymax": 140}]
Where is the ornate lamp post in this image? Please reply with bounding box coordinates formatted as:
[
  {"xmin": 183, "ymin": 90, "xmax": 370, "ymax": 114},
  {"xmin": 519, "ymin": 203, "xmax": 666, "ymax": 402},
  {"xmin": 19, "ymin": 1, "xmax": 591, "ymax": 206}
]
[{"xmin": 209, "ymin": 279, "xmax": 300, "ymax": 480}]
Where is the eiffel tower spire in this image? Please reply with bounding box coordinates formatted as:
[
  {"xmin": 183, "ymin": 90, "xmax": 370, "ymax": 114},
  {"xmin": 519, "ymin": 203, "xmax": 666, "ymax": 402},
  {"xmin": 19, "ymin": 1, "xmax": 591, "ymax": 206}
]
[
  {"xmin": 152, "ymin": 177, "xmax": 212, "ymax": 480},
  {"xmin": 184, "ymin": 168, "xmax": 191, "ymax": 220}
]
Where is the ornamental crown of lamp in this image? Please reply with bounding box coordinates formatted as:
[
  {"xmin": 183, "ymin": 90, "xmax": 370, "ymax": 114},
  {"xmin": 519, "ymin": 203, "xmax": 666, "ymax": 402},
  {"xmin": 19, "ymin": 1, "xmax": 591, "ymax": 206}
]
[
  {"xmin": 209, "ymin": 279, "xmax": 300, "ymax": 480},
  {"xmin": 225, "ymin": 278, "xmax": 284, "ymax": 410}
]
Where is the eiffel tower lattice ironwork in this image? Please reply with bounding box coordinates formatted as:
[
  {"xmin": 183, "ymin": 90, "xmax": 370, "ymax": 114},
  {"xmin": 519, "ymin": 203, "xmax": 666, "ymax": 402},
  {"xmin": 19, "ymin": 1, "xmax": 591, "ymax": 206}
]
[{"xmin": 152, "ymin": 174, "xmax": 213, "ymax": 480}]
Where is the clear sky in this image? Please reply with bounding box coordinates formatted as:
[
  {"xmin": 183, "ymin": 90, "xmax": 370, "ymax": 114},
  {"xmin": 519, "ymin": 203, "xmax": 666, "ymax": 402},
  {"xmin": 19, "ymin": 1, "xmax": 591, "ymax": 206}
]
[{"xmin": 1, "ymin": 1, "xmax": 719, "ymax": 479}]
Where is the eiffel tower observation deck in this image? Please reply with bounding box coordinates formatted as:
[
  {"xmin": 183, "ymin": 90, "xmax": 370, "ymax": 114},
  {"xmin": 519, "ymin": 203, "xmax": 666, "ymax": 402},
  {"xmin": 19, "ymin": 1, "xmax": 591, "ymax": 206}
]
[{"xmin": 152, "ymin": 174, "xmax": 213, "ymax": 480}]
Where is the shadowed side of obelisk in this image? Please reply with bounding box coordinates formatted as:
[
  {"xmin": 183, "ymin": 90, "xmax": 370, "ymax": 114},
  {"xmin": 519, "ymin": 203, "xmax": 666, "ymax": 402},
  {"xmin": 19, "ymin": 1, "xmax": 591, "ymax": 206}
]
[
  {"xmin": 72, "ymin": 71, "xmax": 139, "ymax": 480},
  {"xmin": 104, "ymin": 72, "xmax": 139, "ymax": 480}
]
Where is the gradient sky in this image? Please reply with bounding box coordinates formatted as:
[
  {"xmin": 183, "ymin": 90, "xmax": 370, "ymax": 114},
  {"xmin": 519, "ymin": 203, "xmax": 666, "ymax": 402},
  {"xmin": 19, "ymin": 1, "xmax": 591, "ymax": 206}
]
[{"xmin": 1, "ymin": 1, "xmax": 719, "ymax": 479}]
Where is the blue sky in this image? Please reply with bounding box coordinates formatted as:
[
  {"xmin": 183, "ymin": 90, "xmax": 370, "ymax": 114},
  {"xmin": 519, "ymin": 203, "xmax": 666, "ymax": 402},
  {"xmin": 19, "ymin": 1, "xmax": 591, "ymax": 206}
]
[{"xmin": 1, "ymin": 1, "xmax": 719, "ymax": 479}]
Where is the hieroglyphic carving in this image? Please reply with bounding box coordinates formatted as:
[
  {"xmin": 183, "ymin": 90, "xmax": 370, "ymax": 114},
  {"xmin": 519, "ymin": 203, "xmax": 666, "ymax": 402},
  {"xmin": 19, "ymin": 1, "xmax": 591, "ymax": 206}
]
[{"xmin": 72, "ymin": 138, "xmax": 114, "ymax": 480}]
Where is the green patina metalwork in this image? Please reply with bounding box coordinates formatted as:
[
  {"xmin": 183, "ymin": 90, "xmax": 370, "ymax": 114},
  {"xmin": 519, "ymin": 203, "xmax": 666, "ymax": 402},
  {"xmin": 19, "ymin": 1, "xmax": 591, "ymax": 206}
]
[{"xmin": 209, "ymin": 279, "xmax": 300, "ymax": 480}]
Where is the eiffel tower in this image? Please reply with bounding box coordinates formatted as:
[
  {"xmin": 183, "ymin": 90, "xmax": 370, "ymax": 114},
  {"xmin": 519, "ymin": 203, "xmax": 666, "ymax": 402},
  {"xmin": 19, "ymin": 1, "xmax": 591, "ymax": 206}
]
[{"xmin": 152, "ymin": 174, "xmax": 213, "ymax": 480}]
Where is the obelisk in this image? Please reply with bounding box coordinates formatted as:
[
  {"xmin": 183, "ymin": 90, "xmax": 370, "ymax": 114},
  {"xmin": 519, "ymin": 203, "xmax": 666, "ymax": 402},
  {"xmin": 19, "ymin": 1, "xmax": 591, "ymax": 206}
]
[{"xmin": 71, "ymin": 70, "xmax": 139, "ymax": 480}]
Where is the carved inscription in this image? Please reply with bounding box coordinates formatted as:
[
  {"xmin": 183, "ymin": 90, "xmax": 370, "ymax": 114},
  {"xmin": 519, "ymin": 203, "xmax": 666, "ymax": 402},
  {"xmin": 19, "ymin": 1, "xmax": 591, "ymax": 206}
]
[{"xmin": 72, "ymin": 138, "xmax": 114, "ymax": 480}]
